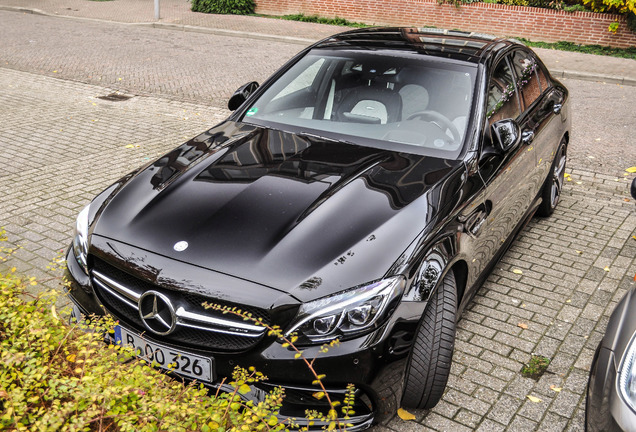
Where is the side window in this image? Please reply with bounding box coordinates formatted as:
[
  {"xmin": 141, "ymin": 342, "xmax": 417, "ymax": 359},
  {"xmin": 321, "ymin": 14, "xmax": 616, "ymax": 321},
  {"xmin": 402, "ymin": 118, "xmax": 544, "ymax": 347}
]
[
  {"xmin": 510, "ymin": 50, "xmax": 542, "ymax": 109},
  {"xmin": 487, "ymin": 59, "xmax": 521, "ymax": 124},
  {"xmin": 535, "ymin": 62, "xmax": 550, "ymax": 92}
]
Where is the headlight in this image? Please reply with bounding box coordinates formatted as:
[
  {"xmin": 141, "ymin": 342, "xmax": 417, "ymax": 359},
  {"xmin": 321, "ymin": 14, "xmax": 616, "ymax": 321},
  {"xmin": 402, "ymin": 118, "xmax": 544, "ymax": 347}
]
[
  {"xmin": 618, "ymin": 331, "xmax": 636, "ymax": 413},
  {"xmin": 286, "ymin": 276, "xmax": 405, "ymax": 344},
  {"xmin": 72, "ymin": 204, "xmax": 91, "ymax": 275}
]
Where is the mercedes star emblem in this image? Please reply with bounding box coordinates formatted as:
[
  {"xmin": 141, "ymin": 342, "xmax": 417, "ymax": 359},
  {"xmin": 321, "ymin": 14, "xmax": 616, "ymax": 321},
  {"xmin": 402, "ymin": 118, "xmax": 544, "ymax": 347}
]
[
  {"xmin": 173, "ymin": 241, "xmax": 188, "ymax": 252},
  {"xmin": 138, "ymin": 291, "xmax": 177, "ymax": 335}
]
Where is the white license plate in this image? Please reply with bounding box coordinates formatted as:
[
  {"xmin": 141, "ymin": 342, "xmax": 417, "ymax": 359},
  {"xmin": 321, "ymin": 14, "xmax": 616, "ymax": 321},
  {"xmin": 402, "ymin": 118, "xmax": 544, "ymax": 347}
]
[{"xmin": 114, "ymin": 325, "xmax": 214, "ymax": 383}]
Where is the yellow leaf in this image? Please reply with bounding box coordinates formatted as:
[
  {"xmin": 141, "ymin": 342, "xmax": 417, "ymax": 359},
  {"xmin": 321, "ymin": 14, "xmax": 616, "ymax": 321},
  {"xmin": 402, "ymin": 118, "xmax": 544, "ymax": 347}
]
[
  {"xmin": 527, "ymin": 395, "xmax": 542, "ymax": 403},
  {"xmin": 397, "ymin": 408, "xmax": 416, "ymax": 421},
  {"xmin": 564, "ymin": 173, "xmax": 571, "ymax": 178},
  {"xmin": 575, "ymin": 181, "xmax": 582, "ymax": 185},
  {"xmin": 517, "ymin": 322, "xmax": 528, "ymax": 330},
  {"xmin": 124, "ymin": 144, "xmax": 134, "ymax": 148},
  {"xmin": 312, "ymin": 391, "xmax": 325, "ymax": 400},
  {"xmin": 66, "ymin": 354, "xmax": 76, "ymax": 362},
  {"xmin": 550, "ymin": 385, "xmax": 562, "ymax": 392},
  {"xmin": 238, "ymin": 383, "xmax": 251, "ymax": 395},
  {"xmin": 604, "ymin": 266, "xmax": 610, "ymax": 272},
  {"xmin": 512, "ymin": 269, "xmax": 523, "ymax": 275},
  {"xmin": 10, "ymin": 267, "xmax": 16, "ymax": 273},
  {"xmin": 626, "ymin": 167, "xmax": 636, "ymax": 173},
  {"xmin": 575, "ymin": 250, "xmax": 583, "ymax": 255}
]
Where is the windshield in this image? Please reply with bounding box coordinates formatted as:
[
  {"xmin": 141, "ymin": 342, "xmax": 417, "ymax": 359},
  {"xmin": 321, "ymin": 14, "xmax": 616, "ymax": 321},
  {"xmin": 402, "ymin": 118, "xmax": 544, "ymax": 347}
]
[{"xmin": 242, "ymin": 49, "xmax": 477, "ymax": 159}]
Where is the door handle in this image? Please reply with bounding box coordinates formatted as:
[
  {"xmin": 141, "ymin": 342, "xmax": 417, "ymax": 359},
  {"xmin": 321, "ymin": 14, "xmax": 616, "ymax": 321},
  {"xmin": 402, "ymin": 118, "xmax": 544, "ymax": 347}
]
[
  {"xmin": 521, "ymin": 130, "xmax": 535, "ymax": 145},
  {"xmin": 461, "ymin": 207, "xmax": 489, "ymax": 237}
]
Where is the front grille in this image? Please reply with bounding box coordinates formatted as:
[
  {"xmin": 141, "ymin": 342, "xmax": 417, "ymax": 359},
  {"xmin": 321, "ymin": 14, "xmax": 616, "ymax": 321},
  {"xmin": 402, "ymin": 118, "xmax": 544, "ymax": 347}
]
[{"xmin": 90, "ymin": 257, "xmax": 269, "ymax": 352}]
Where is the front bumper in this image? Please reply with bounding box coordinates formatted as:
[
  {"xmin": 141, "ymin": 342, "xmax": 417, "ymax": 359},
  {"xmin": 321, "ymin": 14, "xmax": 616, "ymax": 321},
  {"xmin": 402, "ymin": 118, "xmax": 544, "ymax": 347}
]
[{"xmin": 65, "ymin": 245, "xmax": 422, "ymax": 429}]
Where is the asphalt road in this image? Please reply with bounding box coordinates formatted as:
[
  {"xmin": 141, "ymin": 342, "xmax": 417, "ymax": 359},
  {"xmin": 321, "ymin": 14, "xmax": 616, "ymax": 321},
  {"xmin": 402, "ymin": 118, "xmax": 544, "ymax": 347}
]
[{"xmin": 1, "ymin": 10, "xmax": 635, "ymax": 432}]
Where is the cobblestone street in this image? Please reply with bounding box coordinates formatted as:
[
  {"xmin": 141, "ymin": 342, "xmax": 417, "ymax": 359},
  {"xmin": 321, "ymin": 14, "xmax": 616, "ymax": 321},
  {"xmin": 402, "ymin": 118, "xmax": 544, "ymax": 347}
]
[{"xmin": 0, "ymin": 10, "xmax": 635, "ymax": 432}]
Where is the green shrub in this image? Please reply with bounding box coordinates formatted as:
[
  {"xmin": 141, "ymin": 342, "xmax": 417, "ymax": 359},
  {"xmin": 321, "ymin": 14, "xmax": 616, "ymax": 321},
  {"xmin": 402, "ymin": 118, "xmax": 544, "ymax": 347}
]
[
  {"xmin": 0, "ymin": 236, "xmax": 285, "ymax": 431},
  {"xmin": 191, "ymin": 0, "xmax": 255, "ymax": 15},
  {"xmin": 281, "ymin": 13, "xmax": 370, "ymax": 27}
]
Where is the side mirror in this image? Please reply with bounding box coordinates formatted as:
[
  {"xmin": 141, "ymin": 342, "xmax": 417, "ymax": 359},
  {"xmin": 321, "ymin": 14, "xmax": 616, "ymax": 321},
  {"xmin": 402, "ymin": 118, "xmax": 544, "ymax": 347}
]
[
  {"xmin": 491, "ymin": 119, "xmax": 521, "ymax": 152},
  {"xmin": 631, "ymin": 177, "xmax": 636, "ymax": 200},
  {"xmin": 228, "ymin": 81, "xmax": 259, "ymax": 111}
]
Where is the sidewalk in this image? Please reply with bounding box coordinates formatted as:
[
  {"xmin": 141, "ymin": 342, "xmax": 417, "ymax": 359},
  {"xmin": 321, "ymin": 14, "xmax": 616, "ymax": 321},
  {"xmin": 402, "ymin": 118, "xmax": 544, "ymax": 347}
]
[{"xmin": 1, "ymin": 0, "xmax": 635, "ymax": 85}]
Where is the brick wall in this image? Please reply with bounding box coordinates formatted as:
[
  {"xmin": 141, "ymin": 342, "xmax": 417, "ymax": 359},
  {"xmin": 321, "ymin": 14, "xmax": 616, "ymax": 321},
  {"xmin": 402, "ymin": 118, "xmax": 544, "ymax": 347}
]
[{"xmin": 255, "ymin": 0, "xmax": 636, "ymax": 48}]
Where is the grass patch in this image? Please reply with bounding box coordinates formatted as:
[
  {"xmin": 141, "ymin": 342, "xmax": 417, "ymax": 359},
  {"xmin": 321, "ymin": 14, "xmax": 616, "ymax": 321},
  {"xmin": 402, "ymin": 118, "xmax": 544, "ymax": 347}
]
[
  {"xmin": 521, "ymin": 355, "xmax": 551, "ymax": 380},
  {"xmin": 519, "ymin": 39, "xmax": 636, "ymax": 59},
  {"xmin": 257, "ymin": 13, "xmax": 371, "ymax": 28},
  {"xmin": 261, "ymin": 13, "xmax": 636, "ymax": 59}
]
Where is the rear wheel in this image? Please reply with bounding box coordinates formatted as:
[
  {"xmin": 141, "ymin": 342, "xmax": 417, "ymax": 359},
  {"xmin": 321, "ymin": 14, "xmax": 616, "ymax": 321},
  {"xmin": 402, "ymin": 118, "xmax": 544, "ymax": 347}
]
[
  {"xmin": 401, "ymin": 271, "xmax": 457, "ymax": 410},
  {"xmin": 537, "ymin": 138, "xmax": 567, "ymax": 217}
]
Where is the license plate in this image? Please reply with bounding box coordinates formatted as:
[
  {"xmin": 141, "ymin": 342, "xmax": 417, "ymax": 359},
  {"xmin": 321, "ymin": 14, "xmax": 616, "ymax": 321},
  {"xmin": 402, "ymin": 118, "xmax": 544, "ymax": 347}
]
[{"xmin": 114, "ymin": 325, "xmax": 214, "ymax": 383}]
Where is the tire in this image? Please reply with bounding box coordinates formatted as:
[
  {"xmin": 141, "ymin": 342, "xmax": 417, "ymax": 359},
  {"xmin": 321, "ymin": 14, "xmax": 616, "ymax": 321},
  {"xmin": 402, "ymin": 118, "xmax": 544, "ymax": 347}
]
[
  {"xmin": 537, "ymin": 138, "xmax": 567, "ymax": 217},
  {"xmin": 401, "ymin": 271, "xmax": 457, "ymax": 410}
]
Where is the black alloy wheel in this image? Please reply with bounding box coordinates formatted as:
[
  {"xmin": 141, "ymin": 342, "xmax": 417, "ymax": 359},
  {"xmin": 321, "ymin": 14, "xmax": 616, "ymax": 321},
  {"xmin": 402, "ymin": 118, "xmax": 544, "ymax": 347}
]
[{"xmin": 537, "ymin": 138, "xmax": 567, "ymax": 217}]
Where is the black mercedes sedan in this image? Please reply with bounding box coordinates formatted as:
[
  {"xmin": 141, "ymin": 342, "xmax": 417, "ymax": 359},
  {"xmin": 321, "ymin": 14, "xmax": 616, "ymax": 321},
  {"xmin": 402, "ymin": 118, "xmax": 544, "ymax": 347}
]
[
  {"xmin": 586, "ymin": 178, "xmax": 636, "ymax": 432},
  {"xmin": 65, "ymin": 28, "xmax": 570, "ymax": 429}
]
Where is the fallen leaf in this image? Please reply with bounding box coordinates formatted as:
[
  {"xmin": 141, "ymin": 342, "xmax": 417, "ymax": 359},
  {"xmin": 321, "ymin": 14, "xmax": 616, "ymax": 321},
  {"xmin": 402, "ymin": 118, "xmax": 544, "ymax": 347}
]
[
  {"xmin": 626, "ymin": 167, "xmax": 636, "ymax": 173},
  {"xmin": 604, "ymin": 266, "xmax": 610, "ymax": 272},
  {"xmin": 625, "ymin": 198, "xmax": 631, "ymax": 202},
  {"xmin": 564, "ymin": 173, "xmax": 571, "ymax": 178},
  {"xmin": 550, "ymin": 385, "xmax": 562, "ymax": 392},
  {"xmin": 124, "ymin": 144, "xmax": 134, "ymax": 148},
  {"xmin": 632, "ymin": 236, "xmax": 636, "ymax": 241},
  {"xmin": 397, "ymin": 408, "xmax": 416, "ymax": 421},
  {"xmin": 512, "ymin": 269, "xmax": 523, "ymax": 275},
  {"xmin": 527, "ymin": 395, "xmax": 542, "ymax": 403},
  {"xmin": 566, "ymin": 299, "xmax": 571, "ymax": 303},
  {"xmin": 575, "ymin": 181, "xmax": 582, "ymax": 185},
  {"xmin": 518, "ymin": 322, "xmax": 528, "ymax": 329},
  {"xmin": 575, "ymin": 250, "xmax": 583, "ymax": 255},
  {"xmin": 595, "ymin": 138, "xmax": 601, "ymax": 141}
]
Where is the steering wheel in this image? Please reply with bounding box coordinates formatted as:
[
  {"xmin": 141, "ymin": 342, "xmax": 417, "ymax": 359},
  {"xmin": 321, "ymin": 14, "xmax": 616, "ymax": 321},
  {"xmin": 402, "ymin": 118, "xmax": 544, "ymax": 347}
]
[{"xmin": 406, "ymin": 110, "xmax": 461, "ymax": 143}]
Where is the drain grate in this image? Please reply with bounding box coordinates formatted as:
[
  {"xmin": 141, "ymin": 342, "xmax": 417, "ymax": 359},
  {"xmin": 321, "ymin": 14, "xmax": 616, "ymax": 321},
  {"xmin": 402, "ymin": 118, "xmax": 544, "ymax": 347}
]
[{"xmin": 97, "ymin": 93, "xmax": 133, "ymax": 102}]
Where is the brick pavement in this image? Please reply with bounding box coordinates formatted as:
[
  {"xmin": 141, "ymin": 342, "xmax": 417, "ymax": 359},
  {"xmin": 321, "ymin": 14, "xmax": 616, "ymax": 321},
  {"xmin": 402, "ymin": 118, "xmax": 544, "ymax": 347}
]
[
  {"xmin": 1, "ymin": 13, "xmax": 636, "ymax": 432},
  {"xmin": 0, "ymin": 10, "xmax": 300, "ymax": 108},
  {"xmin": 1, "ymin": 0, "xmax": 636, "ymax": 85}
]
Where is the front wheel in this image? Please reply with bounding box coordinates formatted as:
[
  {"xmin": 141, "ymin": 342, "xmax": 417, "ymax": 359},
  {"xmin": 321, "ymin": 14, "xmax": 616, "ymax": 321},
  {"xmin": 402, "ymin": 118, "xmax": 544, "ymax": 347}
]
[
  {"xmin": 537, "ymin": 138, "xmax": 567, "ymax": 217},
  {"xmin": 401, "ymin": 271, "xmax": 457, "ymax": 410}
]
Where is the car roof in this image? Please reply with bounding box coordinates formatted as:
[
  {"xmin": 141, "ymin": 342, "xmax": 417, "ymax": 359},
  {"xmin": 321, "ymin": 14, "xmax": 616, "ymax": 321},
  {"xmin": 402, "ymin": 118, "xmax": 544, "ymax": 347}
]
[{"xmin": 314, "ymin": 27, "xmax": 524, "ymax": 64}]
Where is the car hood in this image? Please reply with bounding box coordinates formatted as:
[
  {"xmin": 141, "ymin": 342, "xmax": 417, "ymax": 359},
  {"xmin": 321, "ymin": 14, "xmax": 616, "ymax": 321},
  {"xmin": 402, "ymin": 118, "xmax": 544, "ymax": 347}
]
[{"xmin": 92, "ymin": 122, "xmax": 464, "ymax": 302}]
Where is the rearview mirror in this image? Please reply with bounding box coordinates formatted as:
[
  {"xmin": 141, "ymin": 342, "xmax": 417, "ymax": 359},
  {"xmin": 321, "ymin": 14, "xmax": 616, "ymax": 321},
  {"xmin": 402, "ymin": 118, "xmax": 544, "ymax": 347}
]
[
  {"xmin": 491, "ymin": 119, "xmax": 521, "ymax": 152},
  {"xmin": 228, "ymin": 81, "xmax": 259, "ymax": 111}
]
